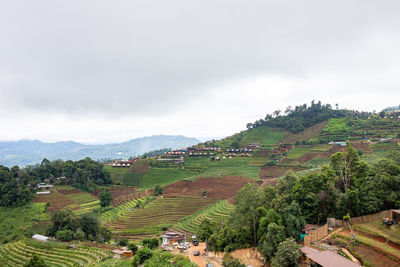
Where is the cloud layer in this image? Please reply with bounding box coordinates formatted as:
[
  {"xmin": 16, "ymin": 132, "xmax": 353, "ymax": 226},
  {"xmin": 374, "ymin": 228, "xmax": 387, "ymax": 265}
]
[{"xmin": 0, "ymin": 1, "xmax": 399, "ymax": 142}]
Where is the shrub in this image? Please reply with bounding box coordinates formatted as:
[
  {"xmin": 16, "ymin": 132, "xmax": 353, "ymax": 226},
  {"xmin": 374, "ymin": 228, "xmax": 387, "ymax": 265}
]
[
  {"xmin": 128, "ymin": 242, "xmax": 139, "ymax": 254},
  {"xmin": 142, "ymin": 238, "xmax": 159, "ymax": 249},
  {"xmin": 55, "ymin": 230, "xmax": 74, "ymax": 242},
  {"xmin": 137, "ymin": 247, "xmax": 153, "ymax": 263},
  {"xmin": 118, "ymin": 239, "xmax": 129, "ymax": 246}
]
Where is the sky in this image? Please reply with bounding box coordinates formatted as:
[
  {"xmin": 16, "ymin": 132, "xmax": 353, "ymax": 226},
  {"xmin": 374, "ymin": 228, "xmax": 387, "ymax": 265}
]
[{"xmin": 0, "ymin": 1, "xmax": 399, "ymax": 144}]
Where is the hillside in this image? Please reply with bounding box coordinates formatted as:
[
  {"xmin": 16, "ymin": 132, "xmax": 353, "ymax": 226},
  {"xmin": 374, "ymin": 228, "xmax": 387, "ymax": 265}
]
[{"xmin": 0, "ymin": 135, "xmax": 200, "ymax": 167}]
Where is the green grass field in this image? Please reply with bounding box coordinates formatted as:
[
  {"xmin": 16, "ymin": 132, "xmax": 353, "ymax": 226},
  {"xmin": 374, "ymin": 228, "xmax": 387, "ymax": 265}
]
[
  {"xmin": 317, "ymin": 117, "xmax": 351, "ymax": 142},
  {"xmin": 0, "ymin": 240, "xmax": 112, "ymax": 266},
  {"xmin": 107, "ymin": 197, "xmax": 216, "ymax": 238},
  {"xmin": 0, "ymin": 203, "xmax": 47, "ymax": 244},
  {"xmin": 105, "ymin": 166, "xmax": 130, "ymax": 185},
  {"xmin": 173, "ymin": 200, "xmax": 235, "ymax": 234},
  {"xmin": 239, "ymin": 126, "xmax": 286, "ymax": 148}
]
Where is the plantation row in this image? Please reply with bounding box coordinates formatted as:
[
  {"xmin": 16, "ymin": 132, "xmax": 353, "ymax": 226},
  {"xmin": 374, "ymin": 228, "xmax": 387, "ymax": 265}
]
[
  {"xmin": 100, "ymin": 197, "xmax": 143, "ymax": 224},
  {"xmin": 0, "ymin": 240, "xmax": 112, "ymax": 267},
  {"xmin": 173, "ymin": 200, "xmax": 235, "ymax": 234},
  {"xmin": 107, "ymin": 197, "xmax": 215, "ymax": 237}
]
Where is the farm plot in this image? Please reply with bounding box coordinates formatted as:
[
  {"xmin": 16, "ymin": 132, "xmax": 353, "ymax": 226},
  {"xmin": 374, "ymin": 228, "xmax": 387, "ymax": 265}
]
[
  {"xmin": 33, "ymin": 188, "xmax": 75, "ymax": 214},
  {"xmin": 0, "ymin": 240, "xmax": 112, "ymax": 267},
  {"xmin": 280, "ymin": 121, "xmax": 328, "ymax": 144},
  {"xmin": 173, "ymin": 200, "xmax": 235, "ymax": 234},
  {"xmin": 259, "ymin": 165, "xmax": 306, "ymax": 179},
  {"xmin": 107, "ymin": 197, "xmax": 215, "ymax": 238},
  {"xmin": 100, "ymin": 197, "xmax": 143, "ymax": 224},
  {"xmin": 239, "ymin": 126, "xmax": 286, "ymax": 148},
  {"xmin": 163, "ymin": 176, "xmax": 254, "ymax": 200},
  {"xmin": 63, "ymin": 191, "xmax": 100, "ymax": 215},
  {"xmin": 92, "ymin": 186, "xmax": 143, "ymax": 207}
]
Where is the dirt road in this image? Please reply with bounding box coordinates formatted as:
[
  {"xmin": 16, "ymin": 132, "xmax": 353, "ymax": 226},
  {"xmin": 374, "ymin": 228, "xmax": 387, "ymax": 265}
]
[{"xmin": 188, "ymin": 242, "xmax": 207, "ymax": 267}]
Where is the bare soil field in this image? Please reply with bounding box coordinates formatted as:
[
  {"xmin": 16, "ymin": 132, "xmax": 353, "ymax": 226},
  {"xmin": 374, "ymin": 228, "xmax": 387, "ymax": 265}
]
[
  {"xmin": 259, "ymin": 166, "xmax": 306, "ymax": 179},
  {"xmin": 163, "ymin": 176, "xmax": 254, "ymax": 199},
  {"xmin": 353, "ymin": 244, "xmax": 400, "ymax": 267},
  {"xmin": 92, "ymin": 186, "xmax": 148, "ymax": 207},
  {"xmin": 32, "ymin": 189, "xmax": 75, "ymax": 213}
]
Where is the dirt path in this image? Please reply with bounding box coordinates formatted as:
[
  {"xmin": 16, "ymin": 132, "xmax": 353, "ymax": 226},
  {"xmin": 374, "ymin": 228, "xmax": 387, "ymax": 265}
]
[{"xmin": 188, "ymin": 242, "xmax": 207, "ymax": 267}]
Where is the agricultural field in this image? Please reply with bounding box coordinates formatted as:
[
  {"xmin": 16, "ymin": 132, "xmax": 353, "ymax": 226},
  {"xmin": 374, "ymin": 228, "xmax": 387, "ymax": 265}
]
[
  {"xmin": 163, "ymin": 176, "xmax": 254, "ymax": 200},
  {"xmin": 354, "ymin": 220, "xmax": 400, "ymax": 246},
  {"xmin": 100, "ymin": 197, "xmax": 144, "ymax": 224},
  {"xmin": 0, "ymin": 203, "xmax": 47, "ymax": 244},
  {"xmin": 280, "ymin": 121, "xmax": 328, "ymax": 144},
  {"xmin": 107, "ymin": 197, "xmax": 215, "ymax": 239},
  {"xmin": 173, "ymin": 200, "xmax": 235, "ymax": 234},
  {"xmin": 59, "ymin": 189, "xmax": 101, "ymax": 216},
  {"xmin": 0, "ymin": 240, "xmax": 112, "ymax": 267},
  {"xmin": 317, "ymin": 117, "xmax": 351, "ymax": 143},
  {"xmin": 239, "ymin": 126, "xmax": 286, "ymax": 148}
]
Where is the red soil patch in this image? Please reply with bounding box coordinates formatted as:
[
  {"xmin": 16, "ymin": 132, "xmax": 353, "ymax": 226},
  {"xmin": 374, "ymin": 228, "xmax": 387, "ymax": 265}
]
[
  {"xmin": 163, "ymin": 176, "xmax": 254, "ymax": 200},
  {"xmin": 32, "ymin": 189, "xmax": 75, "ymax": 213},
  {"xmin": 353, "ymin": 244, "xmax": 399, "ymax": 267},
  {"xmin": 341, "ymin": 229, "xmax": 400, "ymax": 252},
  {"xmin": 259, "ymin": 166, "xmax": 306, "ymax": 179}
]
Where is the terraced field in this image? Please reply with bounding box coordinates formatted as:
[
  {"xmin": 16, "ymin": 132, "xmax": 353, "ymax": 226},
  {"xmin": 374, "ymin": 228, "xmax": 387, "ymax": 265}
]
[
  {"xmin": 65, "ymin": 191, "xmax": 100, "ymax": 215},
  {"xmin": 107, "ymin": 197, "xmax": 215, "ymax": 238},
  {"xmin": 0, "ymin": 240, "xmax": 112, "ymax": 267},
  {"xmin": 173, "ymin": 200, "xmax": 235, "ymax": 234},
  {"xmin": 100, "ymin": 197, "xmax": 144, "ymax": 224}
]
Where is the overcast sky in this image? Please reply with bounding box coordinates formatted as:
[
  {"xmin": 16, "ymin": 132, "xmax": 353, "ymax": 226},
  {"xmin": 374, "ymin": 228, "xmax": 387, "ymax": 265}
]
[{"xmin": 0, "ymin": 1, "xmax": 399, "ymax": 144}]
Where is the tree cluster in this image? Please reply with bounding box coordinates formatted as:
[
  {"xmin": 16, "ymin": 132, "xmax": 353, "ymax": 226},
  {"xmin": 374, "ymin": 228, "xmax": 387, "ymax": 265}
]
[
  {"xmin": 26, "ymin": 157, "xmax": 111, "ymax": 192},
  {"xmin": 46, "ymin": 209, "xmax": 111, "ymax": 243},
  {"xmin": 247, "ymin": 101, "xmax": 346, "ymax": 133},
  {"xmin": 0, "ymin": 165, "xmax": 34, "ymax": 207}
]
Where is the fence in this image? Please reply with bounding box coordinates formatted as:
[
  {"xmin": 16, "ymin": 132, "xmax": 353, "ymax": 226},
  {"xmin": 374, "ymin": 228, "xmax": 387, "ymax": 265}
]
[
  {"xmin": 327, "ymin": 210, "xmax": 392, "ymax": 227},
  {"xmin": 304, "ymin": 224, "xmax": 328, "ymax": 246}
]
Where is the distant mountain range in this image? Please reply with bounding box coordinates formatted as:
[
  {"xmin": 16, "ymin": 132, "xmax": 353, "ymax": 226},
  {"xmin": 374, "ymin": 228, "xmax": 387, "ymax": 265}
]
[{"xmin": 0, "ymin": 135, "xmax": 200, "ymax": 167}]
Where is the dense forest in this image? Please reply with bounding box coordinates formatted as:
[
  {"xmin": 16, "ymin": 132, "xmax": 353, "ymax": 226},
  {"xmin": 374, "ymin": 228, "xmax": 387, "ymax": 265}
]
[
  {"xmin": 0, "ymin": 157, "xmax": 111, "ymax": 207},
  {"xmin": 247, "ymin": 101, "xmax": 347, "ymax": 133},
  {"xmin": 198, "ymin": 144, "xmax": 400, "ymax": 265}
]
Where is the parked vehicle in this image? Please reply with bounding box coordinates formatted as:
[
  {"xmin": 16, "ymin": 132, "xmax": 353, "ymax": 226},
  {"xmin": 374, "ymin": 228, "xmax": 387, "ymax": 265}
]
[
  {"xmin": 194, "ymin": 250, "xmax": 200, "ymax": 256},
  {"xmin": 192, "ymin": 240, "xmax": 199, "ymax": 246}
]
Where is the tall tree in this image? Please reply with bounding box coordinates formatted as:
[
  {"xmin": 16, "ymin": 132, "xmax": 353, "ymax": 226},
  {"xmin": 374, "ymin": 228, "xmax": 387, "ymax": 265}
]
[{"xmin": 100, "ymin": 189, "xmax": 112, "ymax": 207}]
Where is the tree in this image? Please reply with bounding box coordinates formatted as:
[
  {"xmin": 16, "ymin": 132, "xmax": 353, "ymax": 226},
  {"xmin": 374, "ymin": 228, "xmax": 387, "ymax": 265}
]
[
  {"xmin": 24, "ymin": 253, "xmax": 46, "ymax": 267},
  {"xmin": 259, "ymin": 223, "xmax": 286, "ymax": 262},
  {"xmin": 330, "ymin": 142, "xmax": 360, "ymax": 192},
  {"xmin": 80, "ymin": 214, "xmax": 100, "ymax": 240},
  {"xmin": 137, "ymin": 247, "xmax": 153, "ymax": 263},
  {"xmin": 128, "ymin": 242, "xmax": 139, "ymax": 254},
  {"xmin": 271, "ymin": 238, "xmax": 301, "ymax": 267},
  {"xmin": 202, "ymin": 190, "xmax": 208, "ymax": 198},
  {"xmin": 153, "ymin": 185, "xmax": 163, "ymax": 196},
  {"xmin": 142, "ymin": 237, "xmax": 159, "ymax": 249},
  {"xmin": 283, "ymin": 202, "xmax": 305, "ymax": 240},
  {"xmin": 197, "ymin": 218, "xmax": 214, "ymax": 241},
  {"xmin": 100, "ymin": 189, "xmax": 112, "ymax": 207}
]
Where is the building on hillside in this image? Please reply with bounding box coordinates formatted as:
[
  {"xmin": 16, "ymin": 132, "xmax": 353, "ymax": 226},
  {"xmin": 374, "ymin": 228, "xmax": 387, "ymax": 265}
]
[
  {"xmin": 32, "ymin": 234, "xmax": 51, "ymax": 242},
  {"xmin": 37, "ymin": 183, "xmax": 53, "ymax": 189},
  {"xmin": 391, "ymin": 210, "xmax": 400, "ymax": 224},
  {"xmin": 161, "ymin": 232, "xmax": 185, "ymax": 245},
  {"xmin": 301, "ymin": 246, "xmax": 360, "ymax": 267},
  {"xmin": 112, "ymin": 247, "xmax": 133, "ymax": 258},
  {"xmin": 36, "ymin": 191, "xmax": 50, "ymax": 195}
]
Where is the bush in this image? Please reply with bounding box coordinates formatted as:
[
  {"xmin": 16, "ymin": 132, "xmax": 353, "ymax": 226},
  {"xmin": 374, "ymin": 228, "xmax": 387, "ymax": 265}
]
[
  {"xmin": 55, "ymin": 230, "xmax": 74, "ymax": 242},
  {"xmin": 222, "ymin": 253, "xmax": 245, "ymax": 267},
  {"xmin": 128, "ymin": 242, "xmax": 138, "ymax": 254},
  {"xmin": 142, "ymin": 238, "xmax": 159, "ymax": 249},
  {"xmin": 24, "ymin": 253, "xmax": 46, "ymax": 267},
  {"xmin": 118, "ymin": 239, "xmax": 129, "ymax": 246},
  {"xmin": 137, "ymin": 247, "xmax": 153, "ymax": 263}
]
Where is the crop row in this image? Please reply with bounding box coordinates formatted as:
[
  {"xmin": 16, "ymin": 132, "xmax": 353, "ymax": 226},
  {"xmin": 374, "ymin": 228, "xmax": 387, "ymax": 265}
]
[
  {"xmin": 173, "ymin": 200, "xmax": 235, "ymax": 234},
  {"xmin": 107, "ymin": 197, "xmax": 215, "ymax": 236},
  {"xmin": 0, "ymin": 240, "xmax": 112, "ymax": 267},
  {"xmin": 100, "ymin": 198, "xmax": 143, "ymax": 224}
]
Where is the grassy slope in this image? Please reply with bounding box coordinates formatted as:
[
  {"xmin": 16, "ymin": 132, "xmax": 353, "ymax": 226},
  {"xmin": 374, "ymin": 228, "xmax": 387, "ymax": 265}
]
[
  {"xmin": 239, "ymin": 126, "xmax": 286, "ymax": 148},
  {"xmin": 0, "ymin": 203, "xmax": 47, "ymax": 243},
  {"xmin": 354, "ymin": 220, "xmax": 400, "ymax": 245}
]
